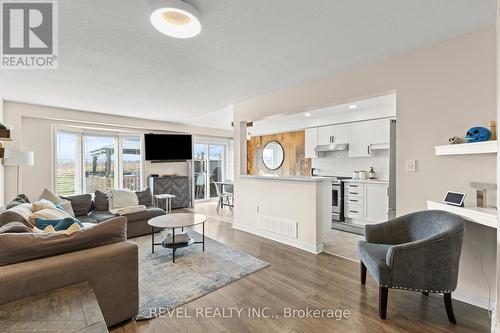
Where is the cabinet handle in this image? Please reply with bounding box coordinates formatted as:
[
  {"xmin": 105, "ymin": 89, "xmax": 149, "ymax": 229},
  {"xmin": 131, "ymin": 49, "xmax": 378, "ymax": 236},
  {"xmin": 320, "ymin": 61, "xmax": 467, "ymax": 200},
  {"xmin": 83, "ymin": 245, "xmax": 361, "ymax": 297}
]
[
  {"xmin": 350, "ymin": 199, "xmax": 358, "ymax": 202},
  {"xmin": 349, "ymin": 185, "xmax": 359, "ymax": 188},
  {"xmin": 349, "ymin": 210, "xmax": 359, "ymax": 213},
  {"xmin": 367, "ymin": 146, "xmax": 370, "ymax": 155},
  {"xmin": 332, "ymin": 135, "xmax": 335, "ymax": 143},
  {"xmin": 350, "ymin": 192, "xmax": 358, "ymax": 195}
]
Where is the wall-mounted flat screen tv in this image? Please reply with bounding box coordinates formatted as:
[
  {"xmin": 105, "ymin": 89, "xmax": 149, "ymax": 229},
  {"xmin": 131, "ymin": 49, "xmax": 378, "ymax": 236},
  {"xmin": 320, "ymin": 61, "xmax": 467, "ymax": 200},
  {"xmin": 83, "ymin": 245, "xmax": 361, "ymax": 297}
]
[{"xmin": 144, "ymin": 134, "xmax": 192, "ymax": 161}]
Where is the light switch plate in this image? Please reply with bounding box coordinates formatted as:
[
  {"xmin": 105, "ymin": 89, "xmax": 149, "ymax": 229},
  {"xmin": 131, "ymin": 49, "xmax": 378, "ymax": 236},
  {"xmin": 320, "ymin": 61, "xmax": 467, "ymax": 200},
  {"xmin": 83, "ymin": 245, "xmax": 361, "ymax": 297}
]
[{"xmin": 405, "ymin": 159, "xmax": 416, "ymax": 172}]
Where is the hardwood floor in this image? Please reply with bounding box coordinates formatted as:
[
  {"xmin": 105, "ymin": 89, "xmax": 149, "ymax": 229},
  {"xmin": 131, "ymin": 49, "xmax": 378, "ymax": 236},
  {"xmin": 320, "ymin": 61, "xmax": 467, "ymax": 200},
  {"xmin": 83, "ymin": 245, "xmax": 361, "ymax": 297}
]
[{"xmin": 111, "ymin": 202, "xmax": 490, "ymax": 333}]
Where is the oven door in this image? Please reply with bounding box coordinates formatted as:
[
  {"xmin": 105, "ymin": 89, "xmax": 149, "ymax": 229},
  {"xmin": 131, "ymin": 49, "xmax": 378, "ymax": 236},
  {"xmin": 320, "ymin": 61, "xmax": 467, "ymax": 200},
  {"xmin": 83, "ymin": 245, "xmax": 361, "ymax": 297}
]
[{"xmin": 331, "ymin": 184, "xmax": 343, "ymax": 221}]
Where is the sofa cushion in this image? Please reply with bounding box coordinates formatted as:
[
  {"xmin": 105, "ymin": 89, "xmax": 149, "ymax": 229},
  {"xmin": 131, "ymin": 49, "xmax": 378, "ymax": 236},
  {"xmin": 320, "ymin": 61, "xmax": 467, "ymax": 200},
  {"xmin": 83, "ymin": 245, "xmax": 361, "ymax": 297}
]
[
  {"xmin": 61, "ymin": 194, "xmax": 92, "ymax": 217},
  {"xmin": 5, "ymin": 194, "xmax": 30, "ymax": 210},
  {"xmin": 32, "ymin": 199, "xmax": 57, "ymax": 212},
  {"xmin": 0, "ymin": 216, "xmax": 127, "ymax": 267},
  {"xmin": 90, "ymin": 210, "xmax": 118, "ymax": 223},
  {"xmin": 94, "ymin": 190, "xmax": 109, "ymax": 211},
  {"xmin": 0, "ymin": 203, "xmax": 33, "ymax": 228},
  {"xmin": 0, "ymin": 222, "xmax": 33, "ymax": 234},
  {"xmin": 136, "ymin": 188, "xmax": 153, "ymax": 206},
  {"xmin": 125, "ymin": 207, "xmax": 165, "ymax": 223}
]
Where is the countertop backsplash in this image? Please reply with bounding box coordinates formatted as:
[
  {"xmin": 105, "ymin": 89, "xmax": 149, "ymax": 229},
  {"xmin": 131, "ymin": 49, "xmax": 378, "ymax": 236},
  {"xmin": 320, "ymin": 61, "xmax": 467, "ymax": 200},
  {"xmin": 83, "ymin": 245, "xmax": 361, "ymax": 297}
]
[{"xmin": 311, "ymin": 149, "xmax": 390, "ymax": 180}]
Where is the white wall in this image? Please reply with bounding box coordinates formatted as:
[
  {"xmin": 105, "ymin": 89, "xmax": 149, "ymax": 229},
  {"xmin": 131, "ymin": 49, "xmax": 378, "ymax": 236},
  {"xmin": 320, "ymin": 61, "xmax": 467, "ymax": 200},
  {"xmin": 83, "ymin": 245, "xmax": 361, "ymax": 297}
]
[
  {"xmin": 2, "ymin": 101, "xmax": 232, "ymax": 202},
  {"xmin": 234, "ymin": 28, "xmax": 497, "ymax": 310}
]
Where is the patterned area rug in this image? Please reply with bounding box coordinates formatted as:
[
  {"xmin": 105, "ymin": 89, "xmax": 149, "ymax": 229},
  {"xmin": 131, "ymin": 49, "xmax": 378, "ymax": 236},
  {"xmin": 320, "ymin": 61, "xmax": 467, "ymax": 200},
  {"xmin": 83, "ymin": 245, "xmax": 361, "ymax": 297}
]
[{"xmin": 132, "ymin": 228, "xmax": 269, "ymax": 319}]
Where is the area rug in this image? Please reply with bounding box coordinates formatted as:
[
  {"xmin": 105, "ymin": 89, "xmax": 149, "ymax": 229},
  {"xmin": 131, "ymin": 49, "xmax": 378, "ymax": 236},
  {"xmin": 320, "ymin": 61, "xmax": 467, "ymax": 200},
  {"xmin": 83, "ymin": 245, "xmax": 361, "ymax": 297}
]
[{"xmin": 132, "ymin": 229, "xmax": 269, "ymax": 319}]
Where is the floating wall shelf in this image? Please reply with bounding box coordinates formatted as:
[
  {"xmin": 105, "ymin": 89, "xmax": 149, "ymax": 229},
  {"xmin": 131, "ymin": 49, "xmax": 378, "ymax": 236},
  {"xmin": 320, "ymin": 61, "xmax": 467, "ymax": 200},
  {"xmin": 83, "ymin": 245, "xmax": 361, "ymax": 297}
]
[{"xmin": 434, "ymin": 140, "xmax": 497, "ymax": 156}]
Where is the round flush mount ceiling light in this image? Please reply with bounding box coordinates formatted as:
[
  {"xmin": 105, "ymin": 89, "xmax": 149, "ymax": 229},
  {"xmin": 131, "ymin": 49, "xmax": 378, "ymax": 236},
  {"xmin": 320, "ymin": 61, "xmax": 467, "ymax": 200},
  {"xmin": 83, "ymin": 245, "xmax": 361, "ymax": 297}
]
[
  {"xmin": 348, "ymin": 104, "xmax": 358, "ymax": 109},
  {"xmin": 304, "ymin": 112, "xmax": 312, "ymax": 117},
  {"xmin": 149, "ymin": 0, "xmax": 201, "ymax": 39}
]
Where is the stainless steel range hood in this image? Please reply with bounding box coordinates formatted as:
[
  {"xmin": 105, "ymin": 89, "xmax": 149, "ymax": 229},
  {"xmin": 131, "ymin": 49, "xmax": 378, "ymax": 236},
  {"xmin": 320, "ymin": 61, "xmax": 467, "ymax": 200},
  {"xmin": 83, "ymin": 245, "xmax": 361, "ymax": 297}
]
[{"xmin": 314, "ymin": 143, "xmax": 349, "ymax": 153}]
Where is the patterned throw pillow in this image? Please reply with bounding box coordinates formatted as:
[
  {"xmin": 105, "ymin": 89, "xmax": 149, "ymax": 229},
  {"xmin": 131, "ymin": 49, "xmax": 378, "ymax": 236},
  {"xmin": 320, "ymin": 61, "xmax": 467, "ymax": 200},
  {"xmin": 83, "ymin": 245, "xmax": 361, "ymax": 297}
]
[
  {"xmin": 34, "ymin": 217, "xmax": 84, "ymax": 231},
  {"xmin": 32, "ymin": 199, "xmax": 57, "ymax": 212}
]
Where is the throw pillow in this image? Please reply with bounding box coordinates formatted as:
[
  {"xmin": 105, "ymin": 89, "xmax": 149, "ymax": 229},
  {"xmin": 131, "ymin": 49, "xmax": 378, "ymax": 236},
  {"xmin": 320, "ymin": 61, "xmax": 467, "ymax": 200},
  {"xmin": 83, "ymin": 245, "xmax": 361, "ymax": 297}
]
[
  {"xmin": 0, "ymin": 203, "xmax": 34, "ymax": 228},
  {"xmin": 57, "ymin": 201, "xmax": 76, "ymax": 217},
  {"xmin": 108, "ymin": 189, "xmax": 138, "ymax": 209},
  {"xmin": 0, "ymin": 216, "xmax": 127, "ymax": 267},
  {"xmin": 34, "ymin": 217, "xmax": 84, "ymax": 231},
  {"xmin": 32, "ymin": 199, "xmax": 57, "ymax": 212},
  {"xmin": 60, "ymin": 194, "xmax": 92, "ymax": 217},
  {"xmin": 63, "ymin": 223, "xmax": 82, "ymax": 235},
  {"xmin": 0, "ymin": 222, "xmax": 33, "ymax": 234},
  {"xmin": 39, "ymin": 188, "xmax": 64, "ymax": 204},
  {"xmin": 30, "ymin": 207, "xmax": 72, "ymax": 226},
  {"xmin": 42, "ymin": 225, "xmax": 56, "ymax": 233},
  {"xmin": 5, "ymin": 194, "xmax": 30, "ymax": 210},
  {"xmin": 94, "ymin": 190, "xmax": 109, "ymax": 211},
  {"xmin": 136, "ymin": 187, "xmax": 153, "ymax": 206}
]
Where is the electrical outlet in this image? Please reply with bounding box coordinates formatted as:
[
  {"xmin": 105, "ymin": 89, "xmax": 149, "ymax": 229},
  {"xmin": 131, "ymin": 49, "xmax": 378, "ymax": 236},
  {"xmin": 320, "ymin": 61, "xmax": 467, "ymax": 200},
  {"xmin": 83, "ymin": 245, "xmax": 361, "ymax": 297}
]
[{"xmin": 405, "ymin": 159, "xmax": 416, "ymax": 172}]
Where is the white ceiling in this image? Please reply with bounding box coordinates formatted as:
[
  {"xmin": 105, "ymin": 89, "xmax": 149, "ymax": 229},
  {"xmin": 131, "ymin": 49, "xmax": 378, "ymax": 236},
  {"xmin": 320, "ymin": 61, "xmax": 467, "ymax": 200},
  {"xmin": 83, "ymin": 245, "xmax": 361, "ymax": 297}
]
[
  {"xmin": 0, "ymin": 0, "xmax": 495, "ymax": 130},
  {"xmin": 251, "ymin": 94, "xmax": 397, "ymax": 136}
]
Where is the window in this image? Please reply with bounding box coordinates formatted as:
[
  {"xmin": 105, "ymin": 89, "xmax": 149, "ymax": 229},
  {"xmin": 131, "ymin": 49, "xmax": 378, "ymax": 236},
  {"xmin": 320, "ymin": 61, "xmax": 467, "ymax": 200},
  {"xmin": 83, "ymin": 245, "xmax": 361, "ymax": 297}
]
[
  {"xmin": 55, "ymin": 129, "xmax": 142, "ymax": 195},
  {"xmin": 55, "ymin": 132, "xmax": 81, "ymax": 196},
  {"xmin": 121, "ymin": 137, "xmax": 142, "ymax": 191}
]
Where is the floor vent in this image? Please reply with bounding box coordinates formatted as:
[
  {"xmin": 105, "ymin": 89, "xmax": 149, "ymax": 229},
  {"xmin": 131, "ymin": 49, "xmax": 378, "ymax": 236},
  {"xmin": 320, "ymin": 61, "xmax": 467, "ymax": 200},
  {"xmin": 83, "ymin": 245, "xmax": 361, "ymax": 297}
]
[{"xmin": 257, "ymin": 214, "xmax": 298, "ymax": 239}]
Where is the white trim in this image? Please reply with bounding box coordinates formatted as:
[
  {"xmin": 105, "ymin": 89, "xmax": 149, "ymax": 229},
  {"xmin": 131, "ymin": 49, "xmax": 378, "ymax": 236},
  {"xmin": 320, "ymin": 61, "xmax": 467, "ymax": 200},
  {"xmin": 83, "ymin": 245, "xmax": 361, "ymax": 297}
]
[
  {"xmin": 233, "ymin": 223, "xmax": 323, "ymax": 254},
  {"xmin": 452, "ymin": 289, "xmax": 493, "ymax": 310}
]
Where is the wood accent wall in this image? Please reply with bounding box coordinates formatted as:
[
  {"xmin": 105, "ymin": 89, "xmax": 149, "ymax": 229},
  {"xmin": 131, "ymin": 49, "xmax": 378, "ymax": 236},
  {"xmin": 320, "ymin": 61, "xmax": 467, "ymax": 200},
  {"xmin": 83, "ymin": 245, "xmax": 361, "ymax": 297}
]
[{"xmin": 247, "ymin": 130, "xmax": 311, "ymax": 176}]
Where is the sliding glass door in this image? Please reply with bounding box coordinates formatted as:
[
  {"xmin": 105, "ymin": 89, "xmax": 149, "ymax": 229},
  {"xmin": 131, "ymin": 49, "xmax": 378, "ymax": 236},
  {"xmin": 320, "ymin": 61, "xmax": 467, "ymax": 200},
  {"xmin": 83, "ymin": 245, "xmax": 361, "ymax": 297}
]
[
  {"xmin": 55, "ymin": 129, "xmax": 143, "ymax": 195},
  {"xmin": 194, "ymin": 143, "xmax": 225, "ymax": 201}
]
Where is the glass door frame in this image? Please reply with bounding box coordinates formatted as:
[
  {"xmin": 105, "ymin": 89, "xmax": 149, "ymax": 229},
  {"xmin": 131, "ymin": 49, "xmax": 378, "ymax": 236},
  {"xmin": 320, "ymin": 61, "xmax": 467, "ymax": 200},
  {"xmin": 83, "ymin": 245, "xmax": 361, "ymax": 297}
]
[{"xmin": 193, "ymin": 137, "xmax": 232, "ymax": 202}]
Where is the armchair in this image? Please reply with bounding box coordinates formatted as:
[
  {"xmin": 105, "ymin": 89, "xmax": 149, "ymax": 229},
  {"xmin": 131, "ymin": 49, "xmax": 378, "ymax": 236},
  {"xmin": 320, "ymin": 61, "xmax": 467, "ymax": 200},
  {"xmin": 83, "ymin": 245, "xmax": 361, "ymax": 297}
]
[{"xmin": 358, "ymin": 210, "xmax": 465, "ymax": 323}]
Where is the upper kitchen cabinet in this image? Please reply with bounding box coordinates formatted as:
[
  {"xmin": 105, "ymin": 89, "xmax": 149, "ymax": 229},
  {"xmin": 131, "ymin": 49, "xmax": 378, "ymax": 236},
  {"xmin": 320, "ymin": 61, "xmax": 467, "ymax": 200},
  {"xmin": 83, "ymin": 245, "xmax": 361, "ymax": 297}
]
[
  {"xmin": 317, "ymin": 125, "xmax": 334, "ymax": 145},
  {"xmin": 332, "ymin": 124, "xmax": 350, "ymax": 143},
  {"xmin": 349, "ymin": 121, "xmax": 371, "ymax": 157},
  {"xmin": 370, "ymin": 118, "xmax": 391, "ymax": 148},
  {"xmin": 317, "ymin": 124, "xmax": 350, "ymax": 145},
  {"xmin": 304, "ymin": 127, "xmax": 318, "ymax": 158}
]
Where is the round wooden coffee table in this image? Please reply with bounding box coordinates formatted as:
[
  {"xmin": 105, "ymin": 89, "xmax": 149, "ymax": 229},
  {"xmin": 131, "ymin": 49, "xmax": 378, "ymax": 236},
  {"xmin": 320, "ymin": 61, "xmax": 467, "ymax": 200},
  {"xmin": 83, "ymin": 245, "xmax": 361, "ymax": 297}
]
[{"xmin": 148, "ymin": 213, "xmax": 207, "ymax": 263}]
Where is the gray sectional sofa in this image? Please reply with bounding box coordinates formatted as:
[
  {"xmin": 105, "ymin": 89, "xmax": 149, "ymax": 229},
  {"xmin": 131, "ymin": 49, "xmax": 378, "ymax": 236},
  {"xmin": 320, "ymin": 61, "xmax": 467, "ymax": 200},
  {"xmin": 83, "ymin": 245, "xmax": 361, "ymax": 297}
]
[{"xmin": 63, "ymin": 188, "xmax": 166, "ymax": 238}]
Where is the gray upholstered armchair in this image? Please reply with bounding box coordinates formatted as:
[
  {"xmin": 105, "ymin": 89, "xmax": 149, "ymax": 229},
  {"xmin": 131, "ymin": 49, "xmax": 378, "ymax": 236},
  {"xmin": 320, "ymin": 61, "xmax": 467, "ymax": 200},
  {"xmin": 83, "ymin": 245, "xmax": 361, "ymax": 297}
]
[{"xmin": 358, "ymin": 210, "xmax": 465, "ymax": 323}]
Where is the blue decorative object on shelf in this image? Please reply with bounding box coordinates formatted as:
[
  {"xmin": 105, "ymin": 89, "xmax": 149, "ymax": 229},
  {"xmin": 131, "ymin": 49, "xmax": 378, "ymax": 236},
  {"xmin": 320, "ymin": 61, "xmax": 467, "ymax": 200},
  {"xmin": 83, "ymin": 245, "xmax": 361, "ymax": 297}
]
[{"xmin": 465, "ymin": 127, "xmax": 491, "ymax": 143}]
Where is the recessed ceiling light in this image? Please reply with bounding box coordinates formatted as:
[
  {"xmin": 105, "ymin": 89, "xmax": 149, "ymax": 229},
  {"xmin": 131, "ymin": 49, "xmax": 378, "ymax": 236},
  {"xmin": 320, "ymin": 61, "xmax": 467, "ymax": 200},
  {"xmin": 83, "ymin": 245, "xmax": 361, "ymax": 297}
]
[
  {"xmin": 348, "ymin": 104, "xmax": 357, "ymax": 109},
  {"xmin": 149, "ymin": 0, "xmax": 201, "ymax": 39},
  {"xmin": 304, "ymin": 112, "xmax": 312, "ymax": 117}
]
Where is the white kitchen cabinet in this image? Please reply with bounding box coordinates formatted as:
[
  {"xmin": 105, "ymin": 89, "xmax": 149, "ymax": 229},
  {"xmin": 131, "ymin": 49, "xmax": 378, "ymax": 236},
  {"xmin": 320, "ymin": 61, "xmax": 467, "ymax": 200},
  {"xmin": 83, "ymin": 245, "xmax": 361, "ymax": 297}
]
[
  {"xmin": 332, "ymin": 123, "xmax": 350, "ymax": 143},
  {"xmin": 304, "ymin": 127, "xmax": 318, "ymax": 158},
  {"xmin": 365, "ymin": 183, "xmax": 389, "ymax": 223},
  {"xmin": 317, "ymin": 125, "xmax": 335, "ymax": 145},
  {"xmin": 349, "ymin": 121, "xmax": 371, "ymax": 157},
  {"xmin": 370, "ymin": 119, "xmax": 391, "ymax": 146}
]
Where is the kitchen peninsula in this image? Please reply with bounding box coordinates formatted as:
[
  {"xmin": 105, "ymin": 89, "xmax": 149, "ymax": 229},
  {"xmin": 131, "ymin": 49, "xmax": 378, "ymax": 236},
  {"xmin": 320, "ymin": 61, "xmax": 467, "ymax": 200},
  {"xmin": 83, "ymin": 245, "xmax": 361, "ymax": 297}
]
[{"xmin": 234, "ymin": 175, "xmax": 332, "ymax": 253}]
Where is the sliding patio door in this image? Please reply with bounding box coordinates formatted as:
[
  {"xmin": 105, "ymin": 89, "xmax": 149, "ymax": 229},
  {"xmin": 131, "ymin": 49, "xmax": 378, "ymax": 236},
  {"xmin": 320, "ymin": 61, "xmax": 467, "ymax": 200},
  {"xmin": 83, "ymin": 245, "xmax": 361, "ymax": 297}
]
[{"xmin": 194, "ymin": 143, "xmax": 225, "ymax": 201}]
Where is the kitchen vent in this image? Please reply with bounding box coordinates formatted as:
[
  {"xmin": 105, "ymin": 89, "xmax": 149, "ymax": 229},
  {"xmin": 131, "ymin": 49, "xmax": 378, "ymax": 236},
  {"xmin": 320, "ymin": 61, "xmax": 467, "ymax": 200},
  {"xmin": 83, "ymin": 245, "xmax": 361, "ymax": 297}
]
[{"xmin": 257, "ymin": 214, "xmax": 298, "ymax": 239}]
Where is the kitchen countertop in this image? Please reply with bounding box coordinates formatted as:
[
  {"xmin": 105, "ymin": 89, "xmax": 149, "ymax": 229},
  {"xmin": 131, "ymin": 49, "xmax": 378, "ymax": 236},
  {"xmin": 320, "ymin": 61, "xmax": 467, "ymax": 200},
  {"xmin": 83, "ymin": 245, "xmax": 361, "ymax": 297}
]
[
  {"xmin": 343, "ymin": 178, "xmax": 389, "ymax": 184},
  {"xmin": 240, "ymin": 174, "xmax": 332, "ymax": 182}
]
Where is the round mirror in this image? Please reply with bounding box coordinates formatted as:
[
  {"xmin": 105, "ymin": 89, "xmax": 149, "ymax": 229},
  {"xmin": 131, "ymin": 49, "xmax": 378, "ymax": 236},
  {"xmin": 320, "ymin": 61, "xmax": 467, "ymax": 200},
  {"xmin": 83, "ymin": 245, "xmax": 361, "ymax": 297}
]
[{"xmin": 262, "ymin": 141, "xmax": 284, "ymax": 170}]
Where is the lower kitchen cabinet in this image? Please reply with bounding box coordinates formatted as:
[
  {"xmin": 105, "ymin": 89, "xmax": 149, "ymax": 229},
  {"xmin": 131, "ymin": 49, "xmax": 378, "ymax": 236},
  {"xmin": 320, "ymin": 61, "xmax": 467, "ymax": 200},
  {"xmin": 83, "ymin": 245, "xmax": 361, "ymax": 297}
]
[
  {"xmin": 365, "ymin": 183, "xmax": 389, "ymax": 223},
  {"xmin": 344, "ymin": 181, "xmax": 389, "ymax": 225}
]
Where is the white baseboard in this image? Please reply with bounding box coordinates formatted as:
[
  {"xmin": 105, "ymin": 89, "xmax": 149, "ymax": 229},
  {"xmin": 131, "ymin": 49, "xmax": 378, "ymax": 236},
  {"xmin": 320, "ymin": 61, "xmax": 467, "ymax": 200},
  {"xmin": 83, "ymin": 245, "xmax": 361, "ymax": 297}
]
[
  {"xmin": 233, "ymin": 223, "xmax": 322, "ymax": 254},
  {"xmin": 452, "ymin": 288, "xmax": 494, "ymax": 311}
]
